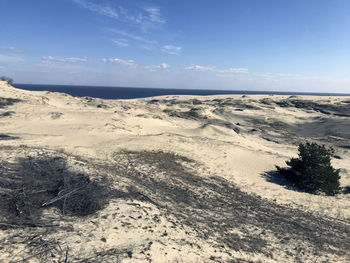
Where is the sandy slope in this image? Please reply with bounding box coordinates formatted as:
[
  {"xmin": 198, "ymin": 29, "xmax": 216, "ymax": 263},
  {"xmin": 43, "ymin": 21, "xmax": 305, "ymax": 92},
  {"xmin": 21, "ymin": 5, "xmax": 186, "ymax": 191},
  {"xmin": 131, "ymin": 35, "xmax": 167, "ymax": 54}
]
[{"xmin": 0, "ymin": 81, "xmax": 350, "ymax": 262}]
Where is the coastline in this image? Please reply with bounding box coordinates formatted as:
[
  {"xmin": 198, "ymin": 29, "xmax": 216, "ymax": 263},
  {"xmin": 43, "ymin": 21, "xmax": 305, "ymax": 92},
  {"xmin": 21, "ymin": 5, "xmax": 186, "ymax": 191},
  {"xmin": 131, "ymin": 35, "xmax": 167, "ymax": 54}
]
[{"xmin": 13, "ymin": 83, "xmax": 350, "ymax": 100}]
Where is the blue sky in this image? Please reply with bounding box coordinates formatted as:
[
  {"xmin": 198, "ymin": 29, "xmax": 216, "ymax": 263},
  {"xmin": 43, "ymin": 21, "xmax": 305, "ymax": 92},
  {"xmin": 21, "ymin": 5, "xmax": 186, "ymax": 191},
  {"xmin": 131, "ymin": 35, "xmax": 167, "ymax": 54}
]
[{"xmin": 1, "ymin": 0, "xmax": 350, "ymax": 92}]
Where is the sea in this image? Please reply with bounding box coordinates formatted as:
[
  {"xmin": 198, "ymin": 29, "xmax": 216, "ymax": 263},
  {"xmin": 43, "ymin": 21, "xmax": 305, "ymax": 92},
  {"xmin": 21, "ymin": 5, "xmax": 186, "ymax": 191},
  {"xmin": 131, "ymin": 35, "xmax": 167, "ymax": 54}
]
[{"xmin": 13, "ymin": 84, "xmax": 350, "ymax": 100}]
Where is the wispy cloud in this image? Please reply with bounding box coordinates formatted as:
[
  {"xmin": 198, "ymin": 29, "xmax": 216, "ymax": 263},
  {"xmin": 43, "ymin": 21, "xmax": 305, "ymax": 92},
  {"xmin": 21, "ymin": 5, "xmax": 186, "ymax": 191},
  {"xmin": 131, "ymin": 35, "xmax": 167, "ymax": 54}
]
[
  {"xmin": 0, "ymin": 46, "xmax": 23, "ymax": 53},
  {"xmin": 74, "ymin": 1, "xmax": 175, "ymax": 53},
  {"xmin": 107, "ymin": 29, "xmax": 157, "ymax": 45},
  {"xmin": 140, "ymin": 7, "xmax": 166, "ymax": 31},
  {"xmin": 112, "ymin": 39, "xmax": 129, "ymax": 47},
  {"xmin": 0, "ymin": 54, "xmax": 24, "ymax": 63},
  {"xmin": 222, "ymin": 68, "xmax": 249, "ymax": 73},
  {"xmin": 107, "ymin": 28, "xmax": 158, "ymax": 50},
  {"xmin": 102, "ymin": 58, "xmax": 171, "ymax": 71},
  {"xmin": 144, "ymin": 7, "xmax": 165, "ymax": 23},
  {"xmin": 162, "ymin": 45, "xmax": 182, "ymax": 55},
  {"xmin": 185, "ymin": 65, "xmax": 216, "ymax": 71},
  {"xmin": 42, "ymin": 56, "xmax": 88, "ymax": 63},
  {"xmin": 73, "ymin": 1, "xmax": 165, "ymax": 31},
  {"xmin": 102, "ymin": 58, "xmax": 137, "ymax": 67},
  {"xmin": 72, "ymin": 0, "xmax": 119, "ymax": 19},
  {"xmin": 116, "ymin": 5, "xmax": 165, "ymax": 31},
  {"xmin": 146, "ymin": 62, "xmax": 170, "ymax": 71},
  {"xmin": 185, "ymin": 65, "xmax": 248, "ymax": 74}
]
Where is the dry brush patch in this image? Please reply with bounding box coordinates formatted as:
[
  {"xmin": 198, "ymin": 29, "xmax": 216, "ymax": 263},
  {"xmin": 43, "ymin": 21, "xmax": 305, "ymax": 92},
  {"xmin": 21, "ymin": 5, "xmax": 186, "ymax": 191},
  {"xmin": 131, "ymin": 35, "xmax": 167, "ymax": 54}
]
[
  {"xmin": 0, "ymin": 97, "xmax": 22, "ymax": 109},
  {"xmin": 0, "ymin": 148, "xmax": 154, "ymax": 262},
  {"xmin": 0, "ymin": 154, "xmax": 110, "ymax": 227},
  {"xmin": 1, "ymin": 147, "xmax": 350, "ymax": 262},
  {"xmin": 0, "ymin": 149, "xmax": 116, "ymax": 262},
  {"xmin": 0, "ymin": 134, "xmax": 19, "ymax": 140},
  {"xmin": 275, "ymin": 99, "xmax": 350, "ymax": 117},
  {"xmin": 111, "ymin": 150, "xmax": 350, "ymax": 262}
]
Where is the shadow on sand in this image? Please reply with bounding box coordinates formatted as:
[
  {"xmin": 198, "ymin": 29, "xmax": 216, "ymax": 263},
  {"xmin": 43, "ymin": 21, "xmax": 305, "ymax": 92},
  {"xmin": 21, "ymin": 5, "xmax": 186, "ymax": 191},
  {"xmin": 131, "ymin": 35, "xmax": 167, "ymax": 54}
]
[
  {"xmin": 263, "ymin": 170, "xmax": 350, "ymax": 195},
  {"xmin": 343, "ymin": 186, "xmax": 350, "ymax": 194},
  {"xmin": 262, "ymin": 170, "xmax": 297, "ymax": 190}
]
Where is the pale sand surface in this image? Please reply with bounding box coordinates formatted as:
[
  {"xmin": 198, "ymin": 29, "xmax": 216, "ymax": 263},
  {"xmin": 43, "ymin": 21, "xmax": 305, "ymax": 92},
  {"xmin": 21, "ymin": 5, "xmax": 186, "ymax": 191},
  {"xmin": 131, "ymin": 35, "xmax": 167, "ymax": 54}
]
[{"xmin": 0, "ymin": 81, "xmax": 350, "ymax": 262}]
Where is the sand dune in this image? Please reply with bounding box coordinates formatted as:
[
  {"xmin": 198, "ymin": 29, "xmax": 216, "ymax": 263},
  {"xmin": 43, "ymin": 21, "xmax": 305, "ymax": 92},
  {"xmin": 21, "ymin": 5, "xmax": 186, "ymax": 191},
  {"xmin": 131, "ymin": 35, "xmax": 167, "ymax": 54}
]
[{"xmin": 1, "ymin": 81, "xmax": 349, "ymax": 262}]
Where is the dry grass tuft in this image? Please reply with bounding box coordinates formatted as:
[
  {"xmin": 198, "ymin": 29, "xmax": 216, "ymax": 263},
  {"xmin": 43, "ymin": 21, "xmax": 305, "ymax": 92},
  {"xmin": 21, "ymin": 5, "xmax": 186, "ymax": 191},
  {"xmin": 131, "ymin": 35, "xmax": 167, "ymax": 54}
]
[
  {"xmin": 0, "ymin": 154, "xmax": 110, "ymax": 228},
  {"xmin": 0, "ymin": 97, "xmax": 22, "ymax": 109}
]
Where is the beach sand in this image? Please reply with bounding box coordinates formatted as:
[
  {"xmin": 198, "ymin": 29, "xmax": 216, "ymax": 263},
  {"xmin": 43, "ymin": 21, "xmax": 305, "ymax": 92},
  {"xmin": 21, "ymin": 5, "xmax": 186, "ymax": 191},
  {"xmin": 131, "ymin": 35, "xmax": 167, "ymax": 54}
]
[{"xmin": 1, "ymin": 81, "xmax": 349, "ymax": 262}]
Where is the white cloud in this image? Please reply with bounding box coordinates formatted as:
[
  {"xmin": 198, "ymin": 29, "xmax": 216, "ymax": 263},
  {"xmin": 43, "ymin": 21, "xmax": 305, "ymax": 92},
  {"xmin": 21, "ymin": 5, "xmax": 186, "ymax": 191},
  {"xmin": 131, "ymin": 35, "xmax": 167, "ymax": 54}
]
[
  {"xmin": 222, "ymin": 68, "xmax": 249, "ymax": 73},
  {"xmin": 185, "ymin": 65, "xmax": 217, "ymax": 71},
  {"xmin": 112, "ymin": 39, "xmax": 129, "ymax": 47},
  {"xmin": 160, "ymin": 62, "xmax": 170, "ymax": 69},
  {"xmin": 146, "ymin": 62, "xmax": 170, "ymax": 71},
  {"xmin": 42, "ymin": 56, "xmax": 88, "ymax": 63},
  {"xmin": 162, "ymin": 45, "xmax": 182, "ymax": 55},
  {"xmin": 0, "ymin": 46, "xmax": 23, "ymax": 52},
  {"xmin": 102, "ymin": 58, "xmax": 137, "ymax": 67},
  {"xmin": 72, "ymin": 0, "xmax": 119, "ymax": 19},
  {"xmin": 139, "ymin": 44, "xmax": 154, "ymax": 50},
  {"xmin": 185, "ymin": 65, "xmax": 249, "ymax": 74}
]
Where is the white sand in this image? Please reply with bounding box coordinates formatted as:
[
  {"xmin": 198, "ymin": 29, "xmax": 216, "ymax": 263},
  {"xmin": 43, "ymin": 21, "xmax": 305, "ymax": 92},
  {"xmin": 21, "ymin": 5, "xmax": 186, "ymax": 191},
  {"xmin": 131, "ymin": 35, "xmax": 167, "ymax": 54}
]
[{"xmin": 1, "ymin": 81, "xmax": 349, "ymax": 262}]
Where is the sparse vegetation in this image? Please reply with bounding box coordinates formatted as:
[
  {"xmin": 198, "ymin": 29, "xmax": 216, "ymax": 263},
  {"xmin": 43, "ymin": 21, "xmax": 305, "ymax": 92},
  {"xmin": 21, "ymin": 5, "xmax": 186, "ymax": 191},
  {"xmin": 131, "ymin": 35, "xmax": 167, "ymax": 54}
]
[
  {"xmin": 0, "ymin": 154, "xmax": 110, "ymax": 227},
  {"xmin": 114, "ymin": 150, "xmax": 350, "ymax": 259},
  {"xmin": 0, "ymin": 97, "xmax": 22, "ymax": 108},
  {"xmin": 276, "ymin": 142, "xmax": 341, "ymax": 195},
  {"xmin": 0, "ymin": 133, "xmax": 18, "ymax": 140},
  {"xmin": 1, "ymin": 148, "xmax": 350, "ymax": 261}
]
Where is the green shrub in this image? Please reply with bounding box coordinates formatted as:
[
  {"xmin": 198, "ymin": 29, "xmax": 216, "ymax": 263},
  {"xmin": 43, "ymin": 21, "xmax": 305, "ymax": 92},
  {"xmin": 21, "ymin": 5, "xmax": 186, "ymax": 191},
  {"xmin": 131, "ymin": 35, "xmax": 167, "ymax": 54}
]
[
  {"xmin": 276, "ymin": 142, "xmax": 341, "ymax": 195},
  {"xmin": 0, "ymin": 76, "xmax": 13, "ymax": 85}
]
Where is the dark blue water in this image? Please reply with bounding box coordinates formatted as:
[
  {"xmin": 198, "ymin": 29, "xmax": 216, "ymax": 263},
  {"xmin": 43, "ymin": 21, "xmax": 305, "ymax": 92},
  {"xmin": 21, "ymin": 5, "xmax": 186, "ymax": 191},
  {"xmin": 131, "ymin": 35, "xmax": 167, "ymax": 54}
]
[{"xmin": 13, "ymin": 84, "xmax": 350, "ymax": 100}]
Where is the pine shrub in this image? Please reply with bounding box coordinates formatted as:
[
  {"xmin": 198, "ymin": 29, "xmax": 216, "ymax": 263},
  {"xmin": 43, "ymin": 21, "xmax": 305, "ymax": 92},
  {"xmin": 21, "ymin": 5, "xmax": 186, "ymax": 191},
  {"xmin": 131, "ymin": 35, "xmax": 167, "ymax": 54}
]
[
  {"xmin": 276, "ymin": 142, "xmax": 341, "ymax": 195},
  {"xmin": 0, "ymin": 76, "xmax": 13, "ymax": 85}
]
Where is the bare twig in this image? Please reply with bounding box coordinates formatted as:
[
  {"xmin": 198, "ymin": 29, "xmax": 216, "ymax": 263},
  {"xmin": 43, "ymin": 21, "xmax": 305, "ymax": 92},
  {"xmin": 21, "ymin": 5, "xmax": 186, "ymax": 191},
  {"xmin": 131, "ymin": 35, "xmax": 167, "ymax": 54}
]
[
  {"xmin": 64, "ymin": 246, "xmax": 69, "ymax": 263},
  {"xmin": 41, "ymin": 187, "xmax": 81, "ymax": 207},
  {"xmin": 75, "ymin": 248, "xmax": 130, "ymax": 263}
]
